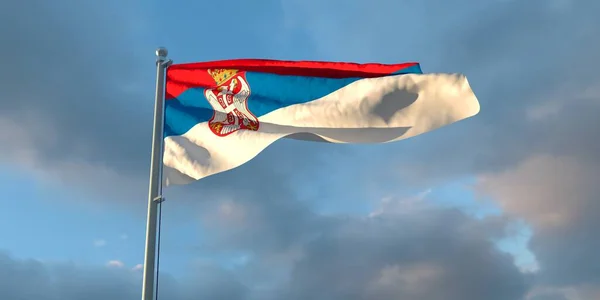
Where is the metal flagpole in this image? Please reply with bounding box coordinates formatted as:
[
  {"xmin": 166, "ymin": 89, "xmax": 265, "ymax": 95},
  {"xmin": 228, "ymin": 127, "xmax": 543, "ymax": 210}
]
[{"xmin": 142, "ymin": 47, "xmax": 172, "ymax": 300}]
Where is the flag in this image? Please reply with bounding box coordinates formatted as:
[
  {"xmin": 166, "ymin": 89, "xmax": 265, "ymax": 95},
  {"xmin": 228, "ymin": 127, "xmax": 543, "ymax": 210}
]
[{"xmin": 163, "ymin": 59, "xmax": 479, "ymax": 185}]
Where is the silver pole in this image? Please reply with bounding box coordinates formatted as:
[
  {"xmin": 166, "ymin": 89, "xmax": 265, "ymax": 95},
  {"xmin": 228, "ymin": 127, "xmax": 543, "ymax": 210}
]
[{"xmin": 141, "ymin": 47, "xmax": 171, "ymax": 300}]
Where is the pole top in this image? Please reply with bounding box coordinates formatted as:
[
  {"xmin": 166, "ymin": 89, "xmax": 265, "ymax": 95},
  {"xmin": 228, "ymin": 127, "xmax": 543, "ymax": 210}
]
[{"xmin": 156, "ymin": 47, "xmax": 168, "ymax": 61}]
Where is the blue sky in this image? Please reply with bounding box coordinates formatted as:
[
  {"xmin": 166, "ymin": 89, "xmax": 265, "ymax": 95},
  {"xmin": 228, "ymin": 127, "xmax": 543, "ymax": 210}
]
[{"xmin": 1, "ymin": 0, "xmax": 599, "ymax": 299}]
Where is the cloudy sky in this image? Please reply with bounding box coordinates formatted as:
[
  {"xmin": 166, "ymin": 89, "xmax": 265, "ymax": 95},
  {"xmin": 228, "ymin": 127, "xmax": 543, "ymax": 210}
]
[{"xmin": 1, "ymin": 0, "xmax": 599, "ymax": 299}]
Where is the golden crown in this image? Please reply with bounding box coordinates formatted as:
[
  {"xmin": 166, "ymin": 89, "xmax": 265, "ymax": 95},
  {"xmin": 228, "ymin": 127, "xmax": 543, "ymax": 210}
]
[{"xmin": 208, "ymin": 69, "xmax": 238, "ymax": 85}]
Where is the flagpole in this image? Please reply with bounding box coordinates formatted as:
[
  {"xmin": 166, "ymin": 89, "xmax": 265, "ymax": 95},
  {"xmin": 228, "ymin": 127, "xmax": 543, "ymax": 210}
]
[{"xmin": 141, "ymin": 47, "xmax": 172, "ymax": 300}]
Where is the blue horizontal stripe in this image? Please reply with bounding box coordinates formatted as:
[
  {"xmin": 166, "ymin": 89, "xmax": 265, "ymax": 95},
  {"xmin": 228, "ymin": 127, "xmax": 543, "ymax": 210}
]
[{"xmin": 164, "ymin": 64, "xmax": 422, "ymax": 138}]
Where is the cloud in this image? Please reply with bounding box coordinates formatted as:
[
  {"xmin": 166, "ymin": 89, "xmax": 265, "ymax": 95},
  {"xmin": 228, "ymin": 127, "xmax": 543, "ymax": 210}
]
[
  {"xmin": 424, "ymin": 1, "xmax": 600, "ymax": 297},
  {"xmin": 93, "ymin": 239, "xmax": 107, "ymax": 247},
  {"xmin": 0, "ymin": 194, "xmax": 530, "ymax": 300},
  {"xmin": 526, "ymin": 284, "xmax": 600, "ymax": 300},
  {"xmin": 132, "ymin": 264, "xmax": 143, "ymax": 271},
  {"xmin": 107, "ymin": 260, "xmax": 125, "ymax": 268},
  {"xmin": 174, "ymin": 188, "xmax": 530, "ymax": 300},
  {"xmin": 426, "ymin": 2, "xmax": 600, "ymax": 298},
  {"xmin": 0, "ymin": 0, "xmax": 154, "ymax": 192},
  {"xmin": 274, "ymin": 203, "xmax": 528, "ymax": 300},
  {"xmin": 0, "ymin": 252, "xmax": 140, "ymax": 300},
  {"xmin": 477, "ymin": 155, "xmax": 600, "ymax": 294},
  {"xmin": 0, "ymin": 251, "xmax": 247, "ymax": 300}
]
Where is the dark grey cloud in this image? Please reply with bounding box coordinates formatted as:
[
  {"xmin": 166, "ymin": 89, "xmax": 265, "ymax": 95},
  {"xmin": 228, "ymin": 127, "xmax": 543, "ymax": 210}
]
[
  {"xmin": 167, "ymin": 176, "xmax": 533, "ymax": 300},
  {"xmin": 0, "ymin": 252, "xmax": 140, "ymax": 300},
  {"xmin": 0, "ymin": 0, "xmax": 157, "ymax": 196},
  {"xmin": 277, "ymin": 208, "xmax": 528, "ymax": 300},
  {"xmin": 529, "ymin": 294, "xmax": 568, "ymax": 300},
  {"xmin": 0, "ymin": 251, "xmax": 247, "ymax": 300},
  {"xmin": 0, "ymin": 196, "xmax": 530, "ymax": 300}
]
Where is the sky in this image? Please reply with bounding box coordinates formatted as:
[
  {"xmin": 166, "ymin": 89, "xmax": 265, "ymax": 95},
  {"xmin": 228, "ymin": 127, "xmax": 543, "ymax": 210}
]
[{"xmin": 0, "ymin": 0, "xmax": 599, "ymax": 299}]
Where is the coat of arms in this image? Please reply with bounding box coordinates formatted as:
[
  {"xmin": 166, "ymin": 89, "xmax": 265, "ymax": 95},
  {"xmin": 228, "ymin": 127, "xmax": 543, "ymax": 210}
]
[{"xmin": 204, "ymin": 69, "xmax": 259, "ymax": 136}]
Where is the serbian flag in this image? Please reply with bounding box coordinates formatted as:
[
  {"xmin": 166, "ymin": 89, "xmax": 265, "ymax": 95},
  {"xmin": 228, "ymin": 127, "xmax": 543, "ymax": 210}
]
[{"xmin": 163, "ymin": 59, "xmax": 479, "ymax": 185}]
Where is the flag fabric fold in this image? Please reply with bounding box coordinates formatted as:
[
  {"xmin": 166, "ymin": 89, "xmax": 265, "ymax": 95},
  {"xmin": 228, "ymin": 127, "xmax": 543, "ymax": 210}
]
[{"xmin": 163, "ymin": 59, "xmax": 479, "ymax": 186}]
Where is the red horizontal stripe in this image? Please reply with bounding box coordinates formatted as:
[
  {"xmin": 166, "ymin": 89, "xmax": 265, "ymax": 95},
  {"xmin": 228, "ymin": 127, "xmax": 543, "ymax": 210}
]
[{"xmin": 165, "ymin": 59, "xmax": 418, "ymax": 99}]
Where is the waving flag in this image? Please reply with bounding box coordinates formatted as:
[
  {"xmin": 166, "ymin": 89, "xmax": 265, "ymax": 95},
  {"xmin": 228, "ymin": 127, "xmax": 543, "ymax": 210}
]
[{"xmin": 163, "ymin": 59, "xmax": 479, "ymax": 185}]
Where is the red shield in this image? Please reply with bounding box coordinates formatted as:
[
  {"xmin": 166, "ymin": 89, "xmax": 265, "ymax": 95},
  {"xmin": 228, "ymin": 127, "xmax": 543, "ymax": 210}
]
[{"xmin": 204, "ymin": 72, "xmax": 259, "ymax": 136}]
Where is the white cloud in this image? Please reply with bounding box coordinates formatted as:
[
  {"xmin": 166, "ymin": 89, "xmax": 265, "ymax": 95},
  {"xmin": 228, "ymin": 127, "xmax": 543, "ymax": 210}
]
[
  {"xmin": 107, "ymin": 260, "xmax": 125, "ymax": 268},
  {"xmin": 369, "ymin": 189, "xmax": 432, "ymax": 217},
  {"xmin": 132, "ymin": 264, "xmax": 143, "ymax": 271},
  {"xmin": 93, "ymin": 239, "xmax": 107, "ymax": 247}
]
